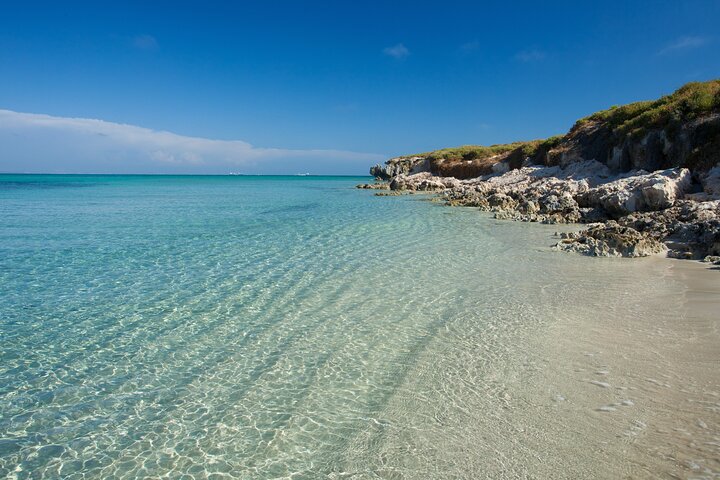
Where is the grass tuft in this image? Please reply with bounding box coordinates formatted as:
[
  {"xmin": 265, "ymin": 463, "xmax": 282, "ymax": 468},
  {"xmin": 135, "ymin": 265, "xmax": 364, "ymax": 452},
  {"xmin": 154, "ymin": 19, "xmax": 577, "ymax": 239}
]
[{"xmin": 577, "ymin": 80, "xmax": 720, "ymax": 139}]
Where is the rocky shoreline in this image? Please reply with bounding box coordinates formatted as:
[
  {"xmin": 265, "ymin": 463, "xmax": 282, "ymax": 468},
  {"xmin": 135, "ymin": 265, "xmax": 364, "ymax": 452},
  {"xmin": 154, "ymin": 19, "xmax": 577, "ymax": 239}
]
[
  {"xmin": 358, "ymin": 163, "xmax": 720, "ymax": 263},
  {"xmin": 359, "ymin": 80, "xmax": 720, "ymax": 265}
]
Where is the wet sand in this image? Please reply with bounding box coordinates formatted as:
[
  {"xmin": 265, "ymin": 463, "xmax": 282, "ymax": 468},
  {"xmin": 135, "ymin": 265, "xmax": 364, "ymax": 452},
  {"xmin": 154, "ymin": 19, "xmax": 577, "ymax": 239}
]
[
  {"xmin": 536, "ymin": 258, "xmax": 720, "ymax": 478},
  {"xmin": 337, "ymin": 217, "xmax": 720, "ymax": 479}
]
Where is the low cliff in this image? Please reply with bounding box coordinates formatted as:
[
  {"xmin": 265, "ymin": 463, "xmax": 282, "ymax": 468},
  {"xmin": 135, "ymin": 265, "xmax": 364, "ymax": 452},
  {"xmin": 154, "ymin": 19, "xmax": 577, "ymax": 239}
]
[
  {"xmin": 365, "ymin": 80, "xmax": 720, "ymax": 262},
  {"xmin": 371, "ymin": 80, "xmax": 720, "ymax": 181}
]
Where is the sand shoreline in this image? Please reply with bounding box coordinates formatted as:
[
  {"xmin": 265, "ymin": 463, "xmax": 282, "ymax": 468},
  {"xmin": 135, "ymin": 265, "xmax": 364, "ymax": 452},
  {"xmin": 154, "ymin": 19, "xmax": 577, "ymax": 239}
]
[
  {"xmin": 527, "ymin": 256, "xmax": 720, "ymax": 478},
  {"xmin": 338, "ymin": 199, "xmax": 720, "ymax": 477}
]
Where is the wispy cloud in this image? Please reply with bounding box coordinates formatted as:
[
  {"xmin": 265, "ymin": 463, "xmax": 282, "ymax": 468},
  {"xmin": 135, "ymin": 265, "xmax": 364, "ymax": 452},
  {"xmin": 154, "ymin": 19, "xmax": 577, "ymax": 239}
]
[
  {"xmin": 383, "ymin": 43, "xmax": 409, "ymax": 59},
  {"xmin": 514, "ymin": 49, "xmax": 546, "ymax": 63},
  {"xmin": 133, "ymin": 34, "xmax": 159, "ymax": 50},
  {"xmin": 0, "ymin": 109, "xmax": 384, "ymax": 174},
  {"xmin": 657, "ymin": 35, "xmax": 708, "ymax": 55}
]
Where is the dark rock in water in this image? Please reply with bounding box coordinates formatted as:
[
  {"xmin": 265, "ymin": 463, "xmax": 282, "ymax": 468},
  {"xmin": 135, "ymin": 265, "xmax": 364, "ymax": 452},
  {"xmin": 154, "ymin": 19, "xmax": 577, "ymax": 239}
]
[
  {"xmin": 374, "ymin": 191, "xmax": 407, "ymax": 196},
  {"xmin": 356, "ymin": 183, "xmax": 390, "ymax": 190}
]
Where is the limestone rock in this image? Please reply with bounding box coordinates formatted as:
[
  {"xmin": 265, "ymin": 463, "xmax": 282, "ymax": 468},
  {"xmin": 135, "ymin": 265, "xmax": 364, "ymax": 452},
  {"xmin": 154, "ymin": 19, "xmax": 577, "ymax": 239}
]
[
  {"xmin": 578, "ymin": 168, "xmax": 692, "ymax": 218},
  {"xmin": 390, "ymin": 173, "xmax": 459, "ymax": 191},
  {"xmin": 700, "ymin": 164, "xmax": 720, "ymax": 199},
  {"xmin": 369, "ymin": 146, "xmax": 719, "ymax": 264},
  {"xmin": 554, "ymin": 223, "xmax": 666, "ymax": 258},
  {"xmin": 487, "ymin": 193, "xmax": 517, "ymax": 211},
  {"xmin": 703, "ymin": 255, "xmax": 720, "ymax": 265},
  {"xmin": 356, "ymin": 183, "xmax": 389, "ymax": 190},
  {"xmin": 619, "ymin": 200, "xmax": 720, "ymax": 259},
  {"xmin": 371, "ymin": 156, "xmax": 430, "ymax": 180}
]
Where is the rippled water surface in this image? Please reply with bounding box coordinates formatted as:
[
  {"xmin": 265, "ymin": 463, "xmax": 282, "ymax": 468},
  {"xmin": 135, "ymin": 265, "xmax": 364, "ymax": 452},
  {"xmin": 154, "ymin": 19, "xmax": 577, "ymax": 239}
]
[{"xmin": 1, "ymin": 175, "xmax": 718, "ymax": 479}]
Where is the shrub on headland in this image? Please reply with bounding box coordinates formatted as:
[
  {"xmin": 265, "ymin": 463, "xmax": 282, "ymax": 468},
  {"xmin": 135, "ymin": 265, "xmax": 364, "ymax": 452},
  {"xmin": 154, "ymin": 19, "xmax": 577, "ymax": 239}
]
[
  {"xmin": 381, "ymin": 80, "xmax": 720, "ymax": 179},
  {"xmin": 576, "ymin": 79, "xmax": 720, "ymax": 138}
]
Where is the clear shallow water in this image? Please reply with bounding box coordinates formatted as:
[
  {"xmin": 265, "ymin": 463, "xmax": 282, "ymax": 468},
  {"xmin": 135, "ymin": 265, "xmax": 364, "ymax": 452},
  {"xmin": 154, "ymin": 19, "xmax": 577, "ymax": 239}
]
[{"xmin": 1, "ymin": 175, "xmax": 718, "ymax": 479}]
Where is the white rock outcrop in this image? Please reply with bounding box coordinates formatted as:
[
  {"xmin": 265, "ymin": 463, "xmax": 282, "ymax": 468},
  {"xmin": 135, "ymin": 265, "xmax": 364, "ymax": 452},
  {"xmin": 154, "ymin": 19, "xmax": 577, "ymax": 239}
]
[
  {"xmin": 367, "ymin": 162, "xmax": 719, "ymax": 259},
  {"xmin": 701, "ymin": 165, "xmax": 720, "ymax": 199},
  {"xmin": 578, "ymin": 168, "xmax": 692, "ymax": 217}
]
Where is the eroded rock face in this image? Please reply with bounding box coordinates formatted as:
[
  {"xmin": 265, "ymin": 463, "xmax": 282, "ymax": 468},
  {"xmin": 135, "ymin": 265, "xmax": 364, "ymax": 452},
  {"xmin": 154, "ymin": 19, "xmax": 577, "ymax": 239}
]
[
  {"xmin": 389, "ymin": 173, "xmax": 460, "ymax": 191},
  {"xmin": 487, "ymin": 193, "xmax": 517, "ymax": 211},
  {"xmin": 554, "ymin": 223, "xmax": 667, "ymax": 258},
  {"xmin": 365, "ymin": 81, "xmax": 720, "ymax": 263},
  {"xmin": 370, "ymin": 156, "xmax": 430, "ymax": 180},
  {"xmin": 365, "ymin": 155, "xmax": 719, "ymax": 261},
  {"xmin": 552, "ymin": 112, "xmax": 720, "ymax": 174},
  {"xmin": 551, "ymin": 199, "xmax": 719, "ymax": 259},
  {"xmin": 437, "ymin": 162, "xmax": 609, "ymax": 224},
  {"xmin": 700, "ymin": 164, "xmax": 720, "ymax": 199},
  {"xmin": 618, "ymin": 200, "xmax": 720, "ymax": 259},
  {"xmin": 577, "ymin": 169, "xmax": 692, "ymax": 217}
]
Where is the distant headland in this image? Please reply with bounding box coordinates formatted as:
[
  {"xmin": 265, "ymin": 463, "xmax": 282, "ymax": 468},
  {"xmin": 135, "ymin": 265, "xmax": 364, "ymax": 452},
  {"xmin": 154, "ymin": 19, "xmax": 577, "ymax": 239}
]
[{"xmin": 361, "ymin": 80, "xmax": 720, "ymax": 263}]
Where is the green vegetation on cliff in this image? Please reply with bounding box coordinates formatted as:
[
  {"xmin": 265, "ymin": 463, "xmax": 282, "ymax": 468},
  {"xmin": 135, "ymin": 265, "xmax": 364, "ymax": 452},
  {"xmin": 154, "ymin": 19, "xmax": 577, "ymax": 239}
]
[
  {"xmin": 577, "ymin": 80, "xmax": 720, "ymax": 138},
  {"xmin": 396, "ymin": 136, "xmax": 564, "ymax": 178},
  {"xmin": 381, "ymin": 80, "xmax": 720, "ymax": 179},
  {"xmin": 416, "ymin": 136, "xmax": 564, "ymax": 163}
]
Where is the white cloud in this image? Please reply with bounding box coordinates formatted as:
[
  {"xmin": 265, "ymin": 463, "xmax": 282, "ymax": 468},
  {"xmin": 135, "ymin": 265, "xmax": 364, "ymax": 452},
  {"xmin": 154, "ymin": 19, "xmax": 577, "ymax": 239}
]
[
  {"xmin": 0, "ymin": 109, "xmax": 384, "ymax": 174},
  {"xmin": 383, "ymin": 43, "xmax": 409, "ymax": 59},
  {"xmin": 133, "ymin": 34, "xmax": 159, "ymax": 50},
  {"xmin": 514, "ymin": 49, "xmax": 546, "ymax": 63},
  {"xmin": 657, "ymin": 36, "xmax": 708, "ymax": 55}
]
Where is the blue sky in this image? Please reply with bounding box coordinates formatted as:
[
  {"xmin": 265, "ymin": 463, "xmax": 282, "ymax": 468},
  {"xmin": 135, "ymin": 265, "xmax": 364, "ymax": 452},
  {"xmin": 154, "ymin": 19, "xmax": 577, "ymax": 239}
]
[{"xmin": 1, "ymin": 0, "xmax": 719, "ymax": 174}]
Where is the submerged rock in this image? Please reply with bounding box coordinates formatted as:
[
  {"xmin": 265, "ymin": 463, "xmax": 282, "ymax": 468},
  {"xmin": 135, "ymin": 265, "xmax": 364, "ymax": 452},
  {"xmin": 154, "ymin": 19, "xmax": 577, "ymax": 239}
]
[
  {"xmin": 356, "ymin": 183, "xmax": 390, "ymax": 190},
  {"xmin": 374, "ymin": 191, "xmax": 409, "ymax": 196}
]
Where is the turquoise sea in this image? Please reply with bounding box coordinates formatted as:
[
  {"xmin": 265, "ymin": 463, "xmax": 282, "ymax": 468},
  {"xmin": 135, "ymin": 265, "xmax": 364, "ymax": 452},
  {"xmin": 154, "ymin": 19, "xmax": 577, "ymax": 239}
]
[{"xmin": 1, "ymin": 175, "xmax": 718, "ymax": 479}]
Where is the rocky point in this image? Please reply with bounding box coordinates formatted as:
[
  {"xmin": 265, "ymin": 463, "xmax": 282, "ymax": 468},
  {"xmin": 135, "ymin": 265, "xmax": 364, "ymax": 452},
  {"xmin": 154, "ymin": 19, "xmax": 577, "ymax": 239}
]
[{"xmin": 360, "ymin": 80, "xmax": 720, "ymax": 262}]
